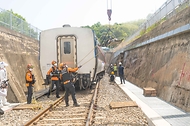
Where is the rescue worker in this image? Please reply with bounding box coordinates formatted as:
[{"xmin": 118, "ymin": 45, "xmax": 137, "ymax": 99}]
[
  {"xmin": 113, "ymin": 64, "xmax": 117, "ymax": 76},
  {"xmin": 0, "ymin": 62, "xmax": 10, "ymax": 107},
  {"xmin": 59, "ymin": 63, "xmax": 82, "ymax": 107},
  {"xmin": 109, "ymin": 71, "xmax": 115, "ymax": 82},
  {"xmin": 25, "ymin": 64, "xmax": 36, "ymax": 104},
  {"xmin": 58, "ymin": 62, "xmax": 66, "ymax": 91},
  {"xmin": 46, "ymin": 60, "xmax": 60, "ymax": 98},
  {"xmin": 118, "ymin": 62, "xmax": 125, "ymax": 84}
]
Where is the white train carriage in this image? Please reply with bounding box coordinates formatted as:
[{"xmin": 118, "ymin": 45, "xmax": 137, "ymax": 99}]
[{"xmin": 39, "ymin": 25, "xmax": 105, "ymax": 89}]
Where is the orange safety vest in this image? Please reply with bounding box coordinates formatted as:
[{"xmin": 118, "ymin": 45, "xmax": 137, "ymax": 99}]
[
  {"xmin": 60, "ymin": 67, "xmax": 79, "ymax": 84},
  {"xmin": 25, "ymin": 70, "xmax": 34, "ymax": 87},
  {"xmin": 47, "ymin": 66, "xmax": 59, "ymax": 81}
]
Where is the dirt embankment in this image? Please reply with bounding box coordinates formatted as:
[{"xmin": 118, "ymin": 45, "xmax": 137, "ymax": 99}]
[
  {"xmin": 0, "ymin": 26, "xmax": 45, "ymax": 103},
  {"xmin": 112, "ymin": 7, "xmax": 190, "ymax": 111}
]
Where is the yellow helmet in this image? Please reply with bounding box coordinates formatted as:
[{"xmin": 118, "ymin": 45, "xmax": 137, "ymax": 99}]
[{"xmin": 111, "ymin": 71, "xmax": 114, "ymax": 75}]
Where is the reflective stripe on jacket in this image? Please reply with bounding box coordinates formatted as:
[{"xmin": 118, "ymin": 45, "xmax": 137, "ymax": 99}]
[{"xmin": 47, "ymin": 66, "xmax": 59, "ymax": 80}]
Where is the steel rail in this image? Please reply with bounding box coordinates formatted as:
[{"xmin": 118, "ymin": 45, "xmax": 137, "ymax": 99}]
[
  {"xmin": 85, "ymin": 81, "xmax": 100, "ymax": 126},
  {"xmin": 24, "ymin": 96, "xmax": 64, "ymax": 126}
]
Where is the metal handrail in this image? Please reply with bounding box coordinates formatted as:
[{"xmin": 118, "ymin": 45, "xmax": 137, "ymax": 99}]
[{"xmin": 0, "ymin": 8, "xmax": 41, "ymax": 41}]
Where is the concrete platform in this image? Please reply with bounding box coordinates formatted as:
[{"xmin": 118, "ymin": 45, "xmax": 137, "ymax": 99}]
[{"xmin": 115, "ymin": 77, "xmax": 190, "ymax": 126}]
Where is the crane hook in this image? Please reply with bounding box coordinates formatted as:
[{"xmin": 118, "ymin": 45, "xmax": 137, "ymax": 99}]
[{"xmin": 107, "ymin": 0, "xmax": 112, "ymax": 21}]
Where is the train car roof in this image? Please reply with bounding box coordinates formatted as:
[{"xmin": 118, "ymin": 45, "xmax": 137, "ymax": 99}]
[{"xmin": 41, "ymin": 27, "xmax": 92, "ymax": 33}]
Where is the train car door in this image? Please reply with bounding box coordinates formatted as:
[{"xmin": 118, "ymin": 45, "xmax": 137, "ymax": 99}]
[{"xmin": 57, "ymin": 35, "xmax": 77, "ymax": 68}]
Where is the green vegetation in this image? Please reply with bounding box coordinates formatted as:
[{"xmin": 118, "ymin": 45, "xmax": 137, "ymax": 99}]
[
  {"xmin": 176, "ymin": 1, "xmax": 189, "ymax": 13},
  {"xmin": 0, "ymin": 9, "xmax": 39, "ymax": 39},
  {"xmin": 82, "ymin": 19, "xmax": 145, "ymax": 48},
  {"xmin": 139, "ymin": 17, "xmax": 167, "ymax": 39},
  {"xmin": 0, "ymin": 9, "xmax": 148, "ymax": 44}
]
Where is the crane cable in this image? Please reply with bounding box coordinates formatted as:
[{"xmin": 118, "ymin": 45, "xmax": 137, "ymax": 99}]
[
  {"xmin": 72, "ymin": 46, "xmax": 104, "ymax": 87},
  {"xmin": 101, "ymin": 0, "xmax": 116, "ymax": 46},
  {"xmin": 78, "ymin": 46, "xmax": 104, "ymax": 66},
  {"xmin": 75, "ymin": 0, "xmax": 112, "ymax": 64},
  {"xmin": 77, "ymin": 47, "xmax": 95, "ymax": 65}
]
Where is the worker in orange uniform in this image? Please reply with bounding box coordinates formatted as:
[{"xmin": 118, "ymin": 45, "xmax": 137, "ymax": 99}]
[
  {"xmin": 59, "ymin": 63, "xmax": 82, "ymax": 107},
  {"xmin": 25, "ymin": 64, "xmax": 36, "ymax": 104},
  {"xmin": 46, "ymin": 60, "xmax": 60, "ymax": 98}
]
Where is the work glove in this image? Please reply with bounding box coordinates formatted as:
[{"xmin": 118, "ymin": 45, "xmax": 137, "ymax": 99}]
[
  {"xmin": 32, "ymin": 79, "xmax": 36, "ymax": 84},
  {"xmin": 50, "ymin": 73, "xmax": 53, "ymax": 77},
  {"xmin": 78, "ymin": 65, "xmax": 82, "ymax": 68}
]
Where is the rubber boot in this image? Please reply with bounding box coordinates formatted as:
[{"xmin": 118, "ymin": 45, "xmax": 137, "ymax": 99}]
[
  {"xmin": 73, "ymin": 103, "xmax": 80, "ymax": 107},
  {"xmin": 66, "ymin": 104, "xmax": 69, "ymax": 107},
  {"xmin": 0, "ymin": 108, "xmax": 4, "ymax": 115}
]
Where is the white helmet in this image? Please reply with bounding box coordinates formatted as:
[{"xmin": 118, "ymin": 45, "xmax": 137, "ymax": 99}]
[{"xmin": 119, "ymin": 62, "xmax": 122, "ymax": 65}]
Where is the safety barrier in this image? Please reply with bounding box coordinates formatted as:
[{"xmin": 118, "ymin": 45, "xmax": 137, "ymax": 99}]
[
  {"xmin": 0, "ymin": 8, "xmax": 41, "ymax": 40},
  {"xmin": 114, "ymin": 0, "xmax": 190, "ymax": 54}
]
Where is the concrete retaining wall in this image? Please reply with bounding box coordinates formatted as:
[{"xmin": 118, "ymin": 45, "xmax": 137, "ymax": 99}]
[
  {"xmin": 112, "ymin": 6, "xmax": 190, "ymax": 111},
  {"xmin": 0, "ymin": 26, "xmax": 45, "ymax": 103}
]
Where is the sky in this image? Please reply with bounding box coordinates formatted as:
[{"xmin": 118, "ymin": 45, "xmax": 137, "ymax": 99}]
[{"xmin": 0, "ymin": 0, "xmax": 167, "ymax": 30}]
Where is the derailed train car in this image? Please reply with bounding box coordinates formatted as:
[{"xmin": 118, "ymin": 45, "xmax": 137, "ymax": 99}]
[{"xmin": 39, "ymin": 25, "xmax": 105, "ymax": 89}]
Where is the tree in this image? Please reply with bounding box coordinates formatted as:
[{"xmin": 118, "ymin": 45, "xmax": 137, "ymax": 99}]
[{"xmin": 82, "ymin": 19, "xmax": 145, "ymax": 48}]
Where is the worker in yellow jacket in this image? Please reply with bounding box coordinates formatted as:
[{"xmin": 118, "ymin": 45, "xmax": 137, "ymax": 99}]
[{"xmin": 113, "ymin": 64, "xmax": 117, "ymax": 76}]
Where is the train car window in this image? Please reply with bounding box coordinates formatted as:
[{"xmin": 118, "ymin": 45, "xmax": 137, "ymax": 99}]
[{"xmin": 64, "ymin": 41, "xmax": 71, "ymax": 54}]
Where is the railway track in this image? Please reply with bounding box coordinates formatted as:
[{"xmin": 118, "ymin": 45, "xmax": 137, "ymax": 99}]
[
  {"xmin": 24, "ymin": 81, "xmax": 100, "ymax": 126},
  {"xmin": 92, "ymin": 76, "xmax": 148, "ymax": 126},
  {"xmin": 0, "ymin": 75, "xmax": 148, "ymax": 125}
]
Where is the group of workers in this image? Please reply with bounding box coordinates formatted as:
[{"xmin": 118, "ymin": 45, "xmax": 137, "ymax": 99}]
[
  {"xmin": 0, "ymin": 62, "xmax": 36, "ymax": 115},
  {"xmin": 26, "ymin": 61, "xmax": 125, "ymax": 107},
  {"xmin": 0, "ymin": 60, "xmax": 124, "ymax": 115},
  {"xmin": 45, "ymin": 61, "xmax": 81, "ymax": 107},
  {"xmin": 0, "ymin": 60, "xmax": 81, "ymax": 115},
  {"xmin": 26, "ymin": 60, "xmax": 81, "ymax": 107},
  {"xmin": 109, "ymin": 62, "xmax": 125, "ymax": 84}
]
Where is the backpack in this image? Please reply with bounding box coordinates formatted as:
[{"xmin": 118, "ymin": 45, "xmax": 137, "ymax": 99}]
[
  {"xmin": 61, "ymin": 68, "xmax": 71, "ymax": 82},
  {"xmin": 51, "ymin": 67, "xmax": 60, "ymax": 77}
]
